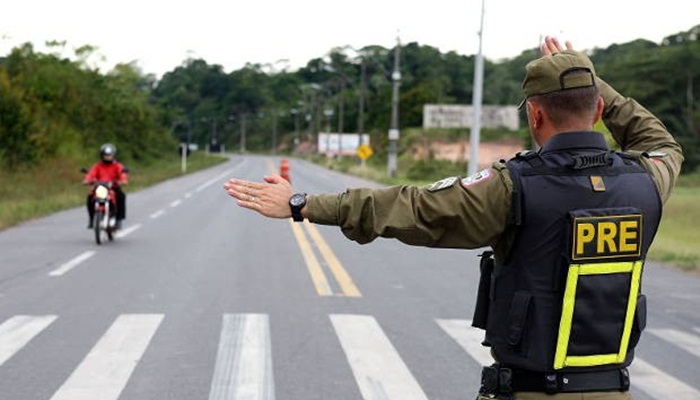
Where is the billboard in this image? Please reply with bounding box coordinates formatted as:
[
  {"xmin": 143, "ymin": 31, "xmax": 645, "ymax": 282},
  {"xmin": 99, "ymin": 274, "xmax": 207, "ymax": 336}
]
[
  {"xmin": 423, "ymin": 104, "xmax": 519, "ymax": 130},
  {"xmin": 318, "ymin": 133, "xmax": 370, "ymax": 156}
]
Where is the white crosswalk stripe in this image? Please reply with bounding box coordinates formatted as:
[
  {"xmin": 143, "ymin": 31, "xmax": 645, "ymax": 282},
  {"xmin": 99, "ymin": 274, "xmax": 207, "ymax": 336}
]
[
  {"xmin": 1, "ymin": 314, "xmax": 698, "ymax": 400},
  {"xmin": 331, "ymin": 314, "xmax": 430, "ymax": 400},
  {"xmin": 629, "ymin": 358, "xmax": 700, "ymax": 400},
  {"xmin": 436, "ymin": 319, "xmax": 493, "ymax": 366},
  {"xmin": 0, "ymin": 315, "xmax": 57, "ymax": 366},
  {"xmin": 49, "ymin": 314, "xmax": 163, "ymax": 400},
  {"xmin": 208, "ymin": 314, "xmax": 275, "ymax": 400},
  {"xmin": 647, "ymin": 328, "xmax": 700, "ymax": 358}
]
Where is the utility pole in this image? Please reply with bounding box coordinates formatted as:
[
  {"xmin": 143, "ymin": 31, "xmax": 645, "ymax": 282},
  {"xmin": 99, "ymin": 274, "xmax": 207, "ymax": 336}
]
[
  {"xmin": 272, "ymin": 109, "xmax": 278, "ymax": 155},
  {"xmin": 291, "ymin": 108, "xmax": 300, "ymax": 148},
  {"xmin": 239, "ymin": 113, "xmax": 247, "ymax": 153},
  {"xmin": 358, "ymin": 57, "xmax": 366, "ymax": 141},
  {"xmin": 338, "ymin": 86, "xmax": 344, "ymax": 134},
  {"xmin": 183, "ymin": 113, "xmax": 194, "ymax": 173},
  {"xmin": 358, "ymin": 56, "xmax": 367, "ymax": 167},
  {"xmin": 324, "ymin": 105, "xmax": 333, "ymax": 156},
  {"xmin": 469, "ymin": 0, "xmax": 485, "ymax": 175},
  {"xmin": 211, "ymin": 118, "xmax": 218, "ymax": 153},
  {"xmin": 388, "ymin": 34, "xmax": 401, "ymax": 178}
]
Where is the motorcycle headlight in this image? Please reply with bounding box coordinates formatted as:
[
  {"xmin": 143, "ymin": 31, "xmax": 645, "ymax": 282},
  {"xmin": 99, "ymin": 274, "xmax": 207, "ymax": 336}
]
[{"xmin": 95, "ymin": 185, "xmax": 109, "ymax": 199}]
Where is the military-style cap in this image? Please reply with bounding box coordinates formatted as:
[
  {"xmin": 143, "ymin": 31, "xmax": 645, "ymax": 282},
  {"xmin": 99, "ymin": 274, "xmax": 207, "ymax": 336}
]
[{"xmin": 518, "ymin": 50, "xmax": 596, "ymax": 108}]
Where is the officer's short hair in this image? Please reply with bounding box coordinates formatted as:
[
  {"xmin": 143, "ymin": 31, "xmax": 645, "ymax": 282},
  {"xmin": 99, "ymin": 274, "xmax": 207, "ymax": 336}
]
[{"xmin": 529, "ymin": 82, "xmax": 600, "ymax": 126}]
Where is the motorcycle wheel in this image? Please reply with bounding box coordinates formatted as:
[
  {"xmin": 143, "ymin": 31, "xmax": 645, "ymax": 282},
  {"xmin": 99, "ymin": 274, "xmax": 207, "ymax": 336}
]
[
  {"xmin": 94, "ymin": 210, "xmax": 103, "ymax": 245},
  {"xmin": 107, "ymin": 224, "xmax": 114, "ymax": 241}
]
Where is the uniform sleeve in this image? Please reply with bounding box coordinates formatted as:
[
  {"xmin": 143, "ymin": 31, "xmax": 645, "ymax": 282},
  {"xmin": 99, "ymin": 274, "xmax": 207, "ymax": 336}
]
[
  {"xmin": 306, "ymin": 164, "xmax": 513, "ymax": 249},
  {"xmin": 597, "ymin": 78, "xmax": 684, "ymax": 203}
]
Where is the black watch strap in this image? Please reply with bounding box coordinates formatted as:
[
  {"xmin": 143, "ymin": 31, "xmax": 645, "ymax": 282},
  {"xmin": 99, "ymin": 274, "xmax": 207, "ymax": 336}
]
[
  {"xmin": 289, "ymin": 193, "xmax": 307, "ymax": 222},
  {"xmin": 291, "ymin": 205, "xmax": 303, "ymax": 221}
]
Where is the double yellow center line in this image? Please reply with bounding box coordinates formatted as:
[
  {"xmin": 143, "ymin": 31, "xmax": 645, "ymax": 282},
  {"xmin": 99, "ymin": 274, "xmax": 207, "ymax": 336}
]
[
  {"xmin": 266, "ymin": 159, "xmax": 361, "ymax": 297},
  {"xmin": 289, "ymin": 220, "xmax": 361, "ymax": 297}
]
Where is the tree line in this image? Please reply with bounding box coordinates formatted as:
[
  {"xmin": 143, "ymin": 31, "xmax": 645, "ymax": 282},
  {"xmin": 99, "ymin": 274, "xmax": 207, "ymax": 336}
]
[{"xmin": 1, "ymin": 25, "xmax": 698, "ymax": 172}]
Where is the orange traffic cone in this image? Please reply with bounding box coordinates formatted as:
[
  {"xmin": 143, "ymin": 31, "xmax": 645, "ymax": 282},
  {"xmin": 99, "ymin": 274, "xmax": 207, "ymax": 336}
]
[{"xmin": 280, "ymin": 159, "xmax": 290, "ymax": 183}]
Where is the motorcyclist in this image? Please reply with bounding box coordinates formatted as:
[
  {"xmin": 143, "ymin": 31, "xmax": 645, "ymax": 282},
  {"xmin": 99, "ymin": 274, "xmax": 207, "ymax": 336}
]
[{"xmin": 83, "ymin": 143, "xmax": 128, "ymax": 229}]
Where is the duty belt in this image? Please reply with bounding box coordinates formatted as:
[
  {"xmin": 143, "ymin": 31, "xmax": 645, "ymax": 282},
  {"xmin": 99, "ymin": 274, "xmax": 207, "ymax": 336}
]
[{"xmin": 510, "ymin": 367, "xmax": 630, "ymax": 393}]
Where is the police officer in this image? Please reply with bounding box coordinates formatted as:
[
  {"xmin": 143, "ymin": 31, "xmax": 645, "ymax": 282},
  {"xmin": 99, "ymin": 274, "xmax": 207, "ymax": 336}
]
[{"xmin": 223, "ymin": 37, "xmax": 683, "ymax": 399}]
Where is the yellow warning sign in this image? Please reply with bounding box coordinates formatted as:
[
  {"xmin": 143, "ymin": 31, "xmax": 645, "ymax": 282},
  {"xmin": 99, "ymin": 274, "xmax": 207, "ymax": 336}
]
[{"xmin": 356, "ymin": 144, "xmax": 373, "ymax": 160}]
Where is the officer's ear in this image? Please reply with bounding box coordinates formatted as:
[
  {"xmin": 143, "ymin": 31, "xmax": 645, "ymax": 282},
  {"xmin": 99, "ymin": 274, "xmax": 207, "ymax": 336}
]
[
  {"xmin": 527, "ymin": 100, "xmax": 552, "ymax": 146},
  {"xmin": 526, "ymin": 101, "xmax": 544, "ymax": 130},
  {"xmin": 593, "ymin": 96, "xmax": 604, "ymax": 125}
]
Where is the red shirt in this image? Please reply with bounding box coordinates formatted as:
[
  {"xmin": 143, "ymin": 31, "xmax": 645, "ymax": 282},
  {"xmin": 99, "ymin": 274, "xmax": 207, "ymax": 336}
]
[{"xmin": 83, "ymin": 161, "xmax": 128, "ymax": 188}]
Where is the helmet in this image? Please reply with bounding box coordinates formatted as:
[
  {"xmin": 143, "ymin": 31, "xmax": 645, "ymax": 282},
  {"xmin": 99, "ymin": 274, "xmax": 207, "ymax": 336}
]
[{"xmin": 100, "ymin": 143, "xmax": 117, "ymax": 163}]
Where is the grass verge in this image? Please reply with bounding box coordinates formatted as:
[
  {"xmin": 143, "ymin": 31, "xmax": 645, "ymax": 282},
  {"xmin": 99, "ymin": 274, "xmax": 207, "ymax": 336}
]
[
  {"xmin": 0, "ymin": 152, "xmax": 227, "ymax": 231},
  {"xmin": 648, "ymin": 184, "xmax": 700, "ymax": 272}
]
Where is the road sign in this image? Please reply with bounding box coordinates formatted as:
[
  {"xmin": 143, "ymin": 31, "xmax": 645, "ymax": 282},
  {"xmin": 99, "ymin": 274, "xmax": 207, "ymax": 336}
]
[
  {"xmin": 423, "ymin": 104, "xmax": 519, "ymax": 130},
  {"xmin": 356, "ymin": 144, "xmax": 373, "ymax": 160},
  {"xmin": 318, "ymin": 133, "xmax": 369, "ymax": 156}
]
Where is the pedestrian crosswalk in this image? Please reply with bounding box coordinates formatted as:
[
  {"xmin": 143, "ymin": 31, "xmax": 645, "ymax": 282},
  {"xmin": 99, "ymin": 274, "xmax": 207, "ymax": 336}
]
[
  {"xmin": 208, "ymin": 314, "xmax": 275, "ymax": 400},
  {"xmin": 0, "ymin": 314, "xmax": 698, "ymax": 400},
  {"xmin": 49, "ymin": 314, "xmax": 163, "ymax": 400},
  {"xmin": 0, "ymin": 315, "xmax": 56, "ymax": 366},
  {"xmin": 331, "ymin": 314, "xmax": 429, "ymax": 400}
]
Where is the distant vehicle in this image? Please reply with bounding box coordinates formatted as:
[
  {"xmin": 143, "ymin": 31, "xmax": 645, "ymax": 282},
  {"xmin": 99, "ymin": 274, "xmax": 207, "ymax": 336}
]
[{"xmin": 81, "ymin": 167, "xmax": 128, "ymax": 245}]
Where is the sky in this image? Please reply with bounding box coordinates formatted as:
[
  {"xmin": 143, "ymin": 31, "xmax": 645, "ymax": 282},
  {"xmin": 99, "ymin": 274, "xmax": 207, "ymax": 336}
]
[{"xmin": 1, "ymin": 0, "xmax": 698, "ymax": 79}]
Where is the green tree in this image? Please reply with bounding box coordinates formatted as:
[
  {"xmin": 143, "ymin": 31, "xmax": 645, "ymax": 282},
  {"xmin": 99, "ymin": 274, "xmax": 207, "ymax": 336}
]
[{"xmin": 0, "ymin": 68, "xmax": 35, "ymax": 169}]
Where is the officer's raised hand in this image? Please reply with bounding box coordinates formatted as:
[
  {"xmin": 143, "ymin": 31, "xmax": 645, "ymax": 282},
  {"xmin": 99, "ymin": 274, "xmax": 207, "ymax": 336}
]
[{"xmin": 540, "ymin": 35, "xmax": 573, "ymax": 56}]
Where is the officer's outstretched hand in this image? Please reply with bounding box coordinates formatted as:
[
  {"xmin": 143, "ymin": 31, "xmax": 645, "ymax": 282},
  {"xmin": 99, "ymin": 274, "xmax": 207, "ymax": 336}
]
[{"xmin": 223, "ymin": 174, "xmax": 294, "ymax": 219}]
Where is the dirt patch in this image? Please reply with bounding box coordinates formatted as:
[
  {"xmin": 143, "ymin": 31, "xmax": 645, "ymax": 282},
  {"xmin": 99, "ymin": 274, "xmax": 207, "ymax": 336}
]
[
  {"xmin": 412, "ymin": 137, "xmax": 526, "ymax": 169},
  {"xmin": 292, "ymin": 136, "xmax": 527, "ymax": 170}
]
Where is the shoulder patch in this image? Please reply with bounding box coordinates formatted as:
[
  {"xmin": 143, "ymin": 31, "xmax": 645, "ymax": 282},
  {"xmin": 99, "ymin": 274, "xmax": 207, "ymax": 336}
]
[
  {"xmin": 643, "ymin": 151, "xmax": 667, "ymax": 158},
  {"xmin": 426, "ymin": 176, "xmax": 458, "ymax": 192},
  {"xmin": 461, "ymin": 169, "xmax": 492, "ymax": 187},
  {"xmin": 516, "ymin": 150, "xmax": 536, "ymax": 159}
]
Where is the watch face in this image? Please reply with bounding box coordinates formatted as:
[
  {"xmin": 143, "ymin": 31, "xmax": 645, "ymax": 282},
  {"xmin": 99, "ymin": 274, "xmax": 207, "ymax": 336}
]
[{"xmin": 290, "ymin": 193, "xmax": 306, "ymax": 207}]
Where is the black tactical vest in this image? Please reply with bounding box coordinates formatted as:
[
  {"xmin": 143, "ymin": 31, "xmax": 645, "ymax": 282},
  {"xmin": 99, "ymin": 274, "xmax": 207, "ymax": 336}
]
[{"xmin": 484, "ymin": 131, "xmax": 662, "ymax": 373}]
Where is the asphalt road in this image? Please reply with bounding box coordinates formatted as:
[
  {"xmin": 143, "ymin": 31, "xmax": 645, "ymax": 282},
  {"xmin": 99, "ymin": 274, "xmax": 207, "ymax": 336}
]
[{"xmin": 0, "ymin": 155, "xmax": 698, "ymax": 400}]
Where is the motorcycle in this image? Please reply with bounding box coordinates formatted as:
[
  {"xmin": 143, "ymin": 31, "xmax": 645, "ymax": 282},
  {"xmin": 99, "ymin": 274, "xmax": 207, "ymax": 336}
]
[
  {"xmin": 81, "ymin": 167, "xmax": 127, "ymax": 245},
  {"xmin": 90, "ymin": 180, "xmax": 119, "ymax": 245}
]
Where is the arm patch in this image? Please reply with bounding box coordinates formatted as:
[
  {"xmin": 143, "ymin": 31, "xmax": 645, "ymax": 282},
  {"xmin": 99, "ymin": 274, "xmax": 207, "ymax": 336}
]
[
  {"xmin": 461, "ymin": 169, "xmax": 492, "ymax": 187},
  {"xmin": 426, "ymin": 176, "xmax": 458, "ymax": 192},
  {"xmin": 643, "ymin": 151, "xmax": 667, "ymax": 159}
]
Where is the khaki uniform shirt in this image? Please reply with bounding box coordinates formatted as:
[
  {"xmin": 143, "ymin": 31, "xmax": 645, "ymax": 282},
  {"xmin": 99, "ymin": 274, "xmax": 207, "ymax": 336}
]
[{"xmin": 305, "ymin": 79, "xmax": 684, "ymax": 260}]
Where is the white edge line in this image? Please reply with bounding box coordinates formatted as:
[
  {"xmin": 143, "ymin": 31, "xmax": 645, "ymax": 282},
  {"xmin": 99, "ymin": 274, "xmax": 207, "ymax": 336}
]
[
  {"xmin": 149, "ymin": 210, "xmax": 165, "ymax": 219},
  {"xmin": 49, "ymin": 251, "xmax": 96, "ymax": 277},
  {"xmin": 197, "ymin": 169, "xmax": 236, "ymax": 193},
  {"xmin": 115, "ymin": 224, "xmax": 141, "ymax": 239}
]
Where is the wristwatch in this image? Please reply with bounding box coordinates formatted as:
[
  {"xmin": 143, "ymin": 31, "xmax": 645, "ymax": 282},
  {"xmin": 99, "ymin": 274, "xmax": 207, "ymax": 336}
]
[{"xmin": 289, "ymin": 192, "xmax": 307, "ymax": 222}]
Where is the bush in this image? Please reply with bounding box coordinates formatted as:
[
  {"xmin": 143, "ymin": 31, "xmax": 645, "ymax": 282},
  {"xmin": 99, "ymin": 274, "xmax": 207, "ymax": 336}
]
[{"xmin": 405, "ymin": 159, "xmax": 467, "ymax": 181}]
